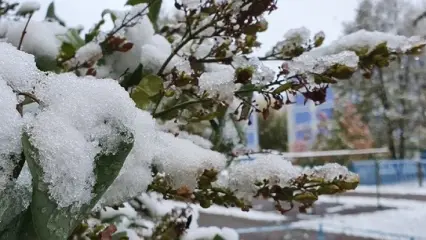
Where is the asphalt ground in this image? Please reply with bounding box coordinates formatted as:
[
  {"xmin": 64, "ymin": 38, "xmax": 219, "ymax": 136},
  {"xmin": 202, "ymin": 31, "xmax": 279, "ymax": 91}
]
[{"xmin": 197, "ymin": 191, "xmax": 416, "ymax": 240}]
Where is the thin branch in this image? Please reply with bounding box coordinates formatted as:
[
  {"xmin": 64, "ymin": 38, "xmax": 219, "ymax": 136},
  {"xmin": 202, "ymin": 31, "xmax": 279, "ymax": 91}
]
[
  {"xmin": 413, "ymin": 11, "xmax": 426, "ymax": 27},
  {"xmin": 15, "ymin": 92, "xmax": 41, "ymax": 117},
  {"xmin": 18, "ymin": 13, "xmax": 33, "ymax": 50},
  {"xmin": 17, "ymin": 92, "xmax": 40, "ymax": 104},
  {"xmin": 105, "ymin": 0, "xmax": 155, "ymax": 39},
  {"xmin": 195, "ymin": 56, "xmax": 290, "ymax": 64},
  {"xmin": 152, "ymin": 99, "xmax": 212, "ymax": 118},
  {"xmin": 157, "ymin": 19, "xmax": 223, "ymax": 76},
  {"xmin": 152, "ymin": 16, "xmax": 222, "ymax": 115}
]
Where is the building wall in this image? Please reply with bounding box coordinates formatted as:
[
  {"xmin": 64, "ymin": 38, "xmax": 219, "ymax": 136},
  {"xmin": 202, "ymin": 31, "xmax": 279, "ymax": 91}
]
[
  {"xmin": 245, "ymin": 112, "xmax": 260, "ymax": 152},
  {"xmin": 287, "ymin": 88, "xmax": 335, "ymax": 152}
]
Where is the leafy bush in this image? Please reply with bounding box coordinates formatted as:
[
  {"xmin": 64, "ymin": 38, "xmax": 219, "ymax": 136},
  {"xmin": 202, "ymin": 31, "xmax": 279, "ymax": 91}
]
[{"xmin": 0, "ymin": 0, "xmax": 425, "ymax": 239}]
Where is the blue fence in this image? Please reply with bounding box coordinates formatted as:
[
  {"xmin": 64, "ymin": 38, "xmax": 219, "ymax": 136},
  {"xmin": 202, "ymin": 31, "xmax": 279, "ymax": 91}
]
[
  {"xmin": 235, "ymin": 223, "xmax": 426, "ymax": 240},
  {"xmin": 350, "ymin": 160, "xmax": 426, "ymax": 185}
]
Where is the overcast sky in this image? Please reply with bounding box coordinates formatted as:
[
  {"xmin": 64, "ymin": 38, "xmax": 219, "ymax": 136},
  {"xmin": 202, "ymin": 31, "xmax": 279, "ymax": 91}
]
[{"xmin": 15, "ymin": 0, "xmax": 361, "ymax": 55}]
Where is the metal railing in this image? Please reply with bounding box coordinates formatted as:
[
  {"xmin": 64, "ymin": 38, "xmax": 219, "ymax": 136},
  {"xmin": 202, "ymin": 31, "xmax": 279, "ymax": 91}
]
[{"xmin": 234, "ymin": 223, "xmax": 426, "ymax": 240}]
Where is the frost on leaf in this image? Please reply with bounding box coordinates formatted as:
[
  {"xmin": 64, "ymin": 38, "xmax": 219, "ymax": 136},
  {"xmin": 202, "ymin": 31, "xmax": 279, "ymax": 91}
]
[
  {"xmin": 25, "ymin": 73, "xmax": 136, "ymax": 208},
  {"xmin": 219, "ymin": 155, "xmax": 301, "ymax": 200},
  {"xmin": 175, "ymin": 131, "xmax": 213, "ymax": 150},
  {"xmin": 64, "ymin": 42, "xmax": 103, "ymax": 69},
  {"xmin": 0, "ymin": 78, "xmax": 23, "ymax": 192},
  {"xmin": 266, "ymin": 27, "xmax": 312, "ymax": 58},
  {"xmin": 232, "ymin": 56, "xmax": 275, "ymax": 85},
  {"xmin": 4, "ymin": 21, "xmax": 66, "ymax": 59},
  {"xmin": 181, "ymin": 227, "xmax": 238, "ymax": 240},
  {"xmin": 100, "ymin": 110, "xmax": 157, "ymax": 207},
  {"xmin": 198, "ymin": 66, "xmax": 235, "ymax": 104},
  {"xmin": 0, "ymin": 42, "xmax": 43, "ymax": 92},
  {"xmin": 303, "ymin": 163, "xmax": 359, "ymax": 183},
  {"xmin": 308, "ymin": 29, "xmax": 426, "ymax": 57},
  {"xmin": 216, "ymin": 154, "xmax": 359, "ymax": 213},
  {"xmin": 152, "ymin": 131, "xmax": 227, "ymax": 190},
  {"xmin": 284, "ymin": 51, "xmax": 359, "ymax": 83}
]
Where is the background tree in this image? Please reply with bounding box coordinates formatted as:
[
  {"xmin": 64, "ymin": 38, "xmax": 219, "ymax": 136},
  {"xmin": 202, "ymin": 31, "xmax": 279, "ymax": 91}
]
[
  {"xmin": 334, "ymin": 0, "xmax": 426, "ymax": 159},
  {"xmin": 310, "ymin": 102, "xmax": 376, "ymax": 165},
  {"xmin": 258, "ymin": 109, "xmax": 288, "ymax": 152}
]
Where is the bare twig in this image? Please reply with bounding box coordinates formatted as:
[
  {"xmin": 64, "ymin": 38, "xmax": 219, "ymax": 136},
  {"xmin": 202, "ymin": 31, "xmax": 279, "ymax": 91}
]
[
  {"xmin": 413, "ymin": 11, "xmax": 426, "ymax": 27},
  {"xmin": 18, "ymin": 13, "xmax": 33, "ymax": 50},
  {"xmin": 17, "ymin": 92, "xmax": 40, "ymax": 104},
  {"xmin": 152, "ymin": 98, "xmax": 212, "ymax": 118},
  {"xmin": 15, "ymin": 91, "xmax": 41, "ymax": 117},
  {"xmin": 105, "ymin": 0, "xmax": 156, "ymax": 39}
]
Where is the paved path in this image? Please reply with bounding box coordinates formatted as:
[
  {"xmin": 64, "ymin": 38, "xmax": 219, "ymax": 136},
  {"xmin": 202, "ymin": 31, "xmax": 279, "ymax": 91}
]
[
  {"xmin": 344, "ymin": 191, "xmax": 426, "ymax": 201},
  {"xmin": 198, "ymin": 191, "xmax": 426, "ymax": 240},
  {"xmin": 198, "ymin": 199, "xmax": 382, "ymax": 240}
]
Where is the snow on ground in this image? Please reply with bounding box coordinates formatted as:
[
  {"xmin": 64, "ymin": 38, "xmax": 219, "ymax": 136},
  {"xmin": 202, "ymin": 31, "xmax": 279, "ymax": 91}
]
[
  {"xmin": 139, "ymin": 193, "xmax": 287, "ymax": 222},
  {"xmin": 293, "ymin": 195, "xmax": 426, "ymax": 239},
  {"xmin": 355, "ymin": 181, "xmax": 426, "ymax": 196}
]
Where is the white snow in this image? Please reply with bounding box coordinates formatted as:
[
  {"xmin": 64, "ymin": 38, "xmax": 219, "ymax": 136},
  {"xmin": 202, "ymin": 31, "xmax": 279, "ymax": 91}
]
[
  {"xmin": 232, "ymin": 56, "xmax": 276, "ymax": 84},
  {"xmin": 219, "ymin": 154, "xmax": 301, "ymax": 199},
  {"xmin": 138, "ymin": 192, "xmax": 287, "ymax": 222},
  {"xmin": 355, "ymin": 181, "xmax": 426, "ymax": 196},
  {"xmin": 285, "ymin": 50, "xmax": 359, "ymax": 76},
  {"xmin": 283, "ymin": 27, "xmax": 311, "ymax": 45},
  {"xmin": 100, "ymin": 202, "xmax": 138, "ymax": 220},
  {"xmin": 5, "ymin": 20, "xmax": 67, "ymax": 59},
  {"xmin": 176, "ymin": 131, "xmax": 213, "ymax": 149},
  {"xmin": 219, "ymin": 156, "xmax": 358, "ymax": 200},
  {"xmin": 0, "ymin": 42, "xmax": 43, "ymax": 92},
  {"xmin": 152, "ymin": 131, "xmax": 227, "ymax": 190},
  {"xmin": 100, "ymin": 110, "xmax": 156, "ymax": 206},
  {"xmin": 293, "ymin": 195, "xmax": 426, "ymax": 239},
  {"xmin": 198, "ymin": 68, "xmax": 235, "ymax": 103},
  {"xmin": 17, "ymin": 1, "xmax": 41, "ymax": 14},
  {"xmin": 0, "ymin": 78, "xmax": 23, "ymax": 192},
  {"xmin": 266, "ymin": 27, "xmax": 311, "ymax": 57},
  {"xmin": 181, "ymin": 0, "xmax": 204, "ymax": 9},
  {"xmin": 65, "ymin": 42, "xmax": 103, "ymax": 69},
  {"xmin": 308, "ymin": 29, "xmax": 426, "ymax": 57},
  {"xmin": 303, "ymin": 163, "xmax": 359, "ymax": 182},
  {"xmin": 182, "ymin": 227, "xmax": 239, "ymax": 240},
  {"xmin": 27, "ymin": 73, "xmax": 137, "ymax": 208},
  {"xmin": 111, "ymin": 15, "xmax": 153, "ymax": 75}
]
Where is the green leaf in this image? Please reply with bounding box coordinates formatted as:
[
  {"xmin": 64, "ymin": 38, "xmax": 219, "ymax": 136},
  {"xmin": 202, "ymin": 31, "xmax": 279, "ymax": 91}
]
[
  {"xmin": 0, "ymin": 184, "xmax": 31, "ymax": 237},
  {"xmin": 213, "ymin": 234, "xmax": 226, "ymax": 240},
  {"xmin": 120, "ymin": 64, "xmax": 144, "ymax": 90},
  {"xmin": 22, "ymin": 132, "xmax": 74, "ymax": 240},
  {"xmin": 45, "ymin": 2, "xmax": 66, "ymax": 26},
  {"xmin": 59, "ymin": 29, "xmax": 85, "ymax": 48},
  {"xmin": 272, "ymin": 82, "xmax": 292, "ymax": 94},
  {"xmin": 85, "ymin": 19, "xmax": 105, "ymax": 43},
  {"xmin": 36, "ymin": 56, "xmax": 60, "ymax": 72},
  {"xmin": 239, "ymin": 103, "xmax": 251, "ymax": 121},
  {"xmin": 148, "ymin": 0, "xmax": 162, "ymax": 31},
  {"xmin": 21, "ymin": 125, "xmax": 134, "ymax": 240},
  {"xmin": 112, "ymin": 231, "xmax": 129, "ymax": 240},
  {"xmin": 125, "ymin": 0, "xmax": 147, "ymax": 5},
  {"xmin": 58, "ymin": 42, "xmax": 77, "ymax": 63},
  {"xmin": 90, "ymin": 131, "xmax": 134, "ymax": 205},
  {"xmin": 131, "ymin": 74, "xmax": 164, "ymax": 109},
  {"xmin": 293, "ymin": 192, "xmax": 318, "ymax": 204},
  {"xmin": 102, "ymin": 9, "xmax": 117, "ymax": 23}
]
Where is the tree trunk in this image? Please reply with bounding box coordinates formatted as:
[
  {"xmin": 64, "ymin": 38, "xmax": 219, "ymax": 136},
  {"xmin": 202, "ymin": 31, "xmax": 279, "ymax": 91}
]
[
  {"xmin": 377, "ymin": 68, "xmax": 397, "ymax": 159},
  {"xmin": 398, "ymin": 58, "xmax": 410, "ymax": 159}
]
